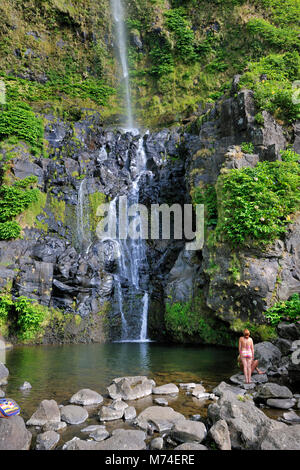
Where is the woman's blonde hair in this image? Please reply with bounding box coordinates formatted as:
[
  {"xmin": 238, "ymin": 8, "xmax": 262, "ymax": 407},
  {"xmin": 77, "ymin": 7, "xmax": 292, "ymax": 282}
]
[{"xmin": 243, "ymin": 328, "xmax": 250, "ymax": 336}]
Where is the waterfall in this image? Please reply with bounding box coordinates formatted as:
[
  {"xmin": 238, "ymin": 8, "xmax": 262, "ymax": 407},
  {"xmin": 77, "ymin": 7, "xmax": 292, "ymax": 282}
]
[
  {"xmin": 110, "ymin": 0, "xmax": 134, "ymax": 130},
  {"xmin": 109, "ymin": 0, "xmax": 151, "ymax": 342}
]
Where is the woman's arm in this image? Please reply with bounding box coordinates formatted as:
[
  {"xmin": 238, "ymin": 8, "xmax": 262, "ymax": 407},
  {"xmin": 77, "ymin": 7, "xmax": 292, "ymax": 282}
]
[{"xmin": 238, "ymin": 337, "xmax": 242, "ymax": 353}]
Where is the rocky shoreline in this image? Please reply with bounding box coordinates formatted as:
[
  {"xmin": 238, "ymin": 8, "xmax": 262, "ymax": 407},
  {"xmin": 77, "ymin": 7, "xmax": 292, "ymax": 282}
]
[{"xmin": 1, "ymin": 336, "xmax": 300, "ymax": 451}]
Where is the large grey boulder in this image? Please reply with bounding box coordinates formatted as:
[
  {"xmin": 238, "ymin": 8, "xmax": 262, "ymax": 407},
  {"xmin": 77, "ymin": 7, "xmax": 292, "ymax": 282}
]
[
  {"xmin": 26, "ymin": 400, "xmax": 61, "ymax": 426},
  {"xmin": 136, "ymin": 406, "xmax": 185, "ymax": 432},
  {"xmin": 277, "ymin": 322, "xmax": 300, "ymax": 341},
  {"xmin": 107, "ymin": 376, "xmax": 155, "ymax": 401},
  {"xmin": 0, "ymin": 362, "xmax": 9, "ymax": 386},
  {"xmin": 60, "ymin": 405, "xmax": 88, "ymax": 425},
  {"xmin": 124, "ymin": 406, "xmax": 136, "ymax": 420},
  {"xmin": 63, "ymin": 437, "xmax": 103, "ymax": 450},
  {"xmin": 0, "ymin": 416, "xmax": 32, "ymax": 450},
  {"xmin": 209, "ymin": 419, "xmax": 231, "ymax": 450},
  {"xmin": 213, "ymin": 381, "xmax": 246, "ymax": 397},
  {"xmin": 256, "ymin": 383, "xmax": 293, "ymax": 400},
  {"xmin": 35, "ymin": 431, "xmax": 60, "ymax": 450},
  {"xmin": 260, "ymin": 424, "xmax": 300, "ymax": 450},
  {"xmin": 230, "ymin": 372, "xmax": 268, "ymax": 386},
  {"xmin": 266, "ymin": 398, "xmax": 296, "ymax": 409},
  {"xmin": 254, "ymin": 342, "xmax": 282, "ymax": 371},
  {"xmin": 152, "ymin": 383, "xmax": 179, "ymax": 395},
  {"xmin": 69, "ymin": 389, "xmax": 103, "ymax": 406},
  {"xmin": 93, "ymin": 428, "xmax": 146, "ymax": 450},
  {"xmin": 207, "ymin": 390, "xmax": 274, "ymax": 449},
  {"xmin": 171, "ymin": 420, "xmax": 207, "ymax": 444},
  {"xmin": 174, "ymin": 442, "xmax": 208, "ymax": 450},
  {"xmin": 99, "ymin": 398, "xmax": 128, "ymax": 421}
]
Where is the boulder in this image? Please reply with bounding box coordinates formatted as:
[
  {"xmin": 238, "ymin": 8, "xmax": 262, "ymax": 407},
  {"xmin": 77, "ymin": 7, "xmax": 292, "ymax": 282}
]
[
  {"xmin": 174, "ymin": 442, "xmax": 208, "ymax": 450},
  {"xmin": 282, "ymin": 411, "xmax": 300, "ymax": 423},
  {"xmin": 107, "ymin": 376, "xmax": 154, "ymax": 401},
  {"xmin": 42, "ymin": 421, "xmax": 67, "ymax": 432},
  {"xmin": 63, "ymin": 437, "xmax": 103, "ymax": 450},
  {"xmin": 213, "ymin": 382, "xmax": 246, "ymax": 397},
  {"xmin": 179, "ymin": 383, "xmax": 196, "ymax": 390},
  {"xmin": 69, "ymin": 389, "xmax": 103, "ymax": 406},
  {"xmin": 191, "ymin": 384, "xmax": 206, "ymax": 398},
  {"xmin": 99, "ymin": 406, "xmax": 124, "ymax": 422},
  {"xmin": 0, "ymin": 362, "xmax": 9, "ymax": 386},
  {"xmin": 152, "ymin": 383, "xmax": 179, "ymax": 395},
  {"xmin": 150, "ymin": 437, "xmax": 164, "ymax": 450},
  {"xmin": 60, "ymin": 405, "xmax": 88, "ymax": 425},
  {"xmin": 230, "ymin": 372, "xmax": 268, "ymax": 386},
  {"xmin": 254, "ymin": 342, "xmax": 281, "ymax": 371},
  {"xmin": 207, "ymin": 390, "xmax": 274, "ymax": 449},
  {"xmin": 266, "ymin": 398, "xmax": 296, "ymax": 409},
  {"xmin": 26, "ymin": 400, "xmax": 61, "ymax": 426},
  {"xmin": 256, "ymin": 383, "xmax": 293, "ymax": 400},
  {"xmin": 277, "ymin": 322, "xmax": 300, "ymax": 341},
  {"xmin": 154, "ymin": 398, "xmax": 168, "ymax": 406},
  {"xmin": 92, "ymin": 428, "xmax": 146, "ymax": 450},
  {"xmin": 124, "ymin": 406, "xmax": 136, "ymax": 420},
  {"xmin": 0, "ymin": 389, "xmax": 4, "ymax": 398},
  {"xmin": 0, "ymin": 416, "xmax": 32, "ymax": 450},
  {"xmin": 35, "ymin": 430, "xmax": 60, "ymax": 450},
  {"xmin": 89, "ymin": 427, "xmax": 110, "ymax": 442},
  {"xmin": 19, "ymin": 381, "xmax": 32, "ymax": 391},
  {"xmin": 171, "ymin": 420, "xmax": 207, "ymax": 444},
  {"xmin": 136, "ymin": 406, "xmax": 185, "ymax": 432},
  {"xmin": 209, "ymin": 419, "xmax": 231, "ymax": 450},
  {"xmin": 260, "ymin": 423, "xmax": 300, "ymax": 450}
]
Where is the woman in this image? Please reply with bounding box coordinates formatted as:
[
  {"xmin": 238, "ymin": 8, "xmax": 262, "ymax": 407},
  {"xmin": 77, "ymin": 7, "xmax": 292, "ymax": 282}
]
[{"xmin": 238, "ymin": 329, "xmax": 254, "ymax": 384}]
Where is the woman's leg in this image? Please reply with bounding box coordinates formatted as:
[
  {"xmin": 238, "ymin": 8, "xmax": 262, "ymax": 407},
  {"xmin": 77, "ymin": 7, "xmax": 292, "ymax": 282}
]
[
  {"xmin": 241, "ymin": 357, "xmax": 248, "ymax": 383},
  {"xmin": 247, "ymin": 358, "xmax": 252, "ymax": 383}
]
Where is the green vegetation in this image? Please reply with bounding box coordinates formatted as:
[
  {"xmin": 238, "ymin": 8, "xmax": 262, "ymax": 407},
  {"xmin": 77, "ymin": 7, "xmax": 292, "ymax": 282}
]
[
  {"xmin": 238, "ymin": 52, "xmax": 300, "ymax": 124},
  {"xmin": 265, "ymin": 294, "xmax": 300, "ymax": 326},
  {"xmin": 0, "ymin": 294, "xmax": 46, "ymax": 341},
  {"xmin": 165, "ymin": 293, "xmax": 236, "ymax": 346},
  {"xmin": 0, "ymin": 175, "xmax": 39, "ymax": 239},
  {"xmin": 241, "ymin": 142, "xmax": 254, "ymax": 154},
  {"xmin": 191, "ymin": 184, "xmax": 218, "ymax": 228},
  {"xmin": 216, "ymin": 161, "xmax": 300, "ymax": 245},
  {"xmin": 0, "ymin": 102, "xmax": 43, "ymax": 153}
]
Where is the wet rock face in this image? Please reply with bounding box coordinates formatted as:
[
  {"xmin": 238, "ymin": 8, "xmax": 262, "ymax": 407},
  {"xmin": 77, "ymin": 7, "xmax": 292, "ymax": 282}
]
[{"xmin": 0, "ymin": 112, "xmax": 188, "ymax": 342}]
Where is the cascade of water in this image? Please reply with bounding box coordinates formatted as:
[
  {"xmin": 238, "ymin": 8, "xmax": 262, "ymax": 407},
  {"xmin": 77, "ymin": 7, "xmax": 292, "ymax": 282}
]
[
  {"xmin": 110, "ymin": 0, "xmax": 134, "ymax": 130},
  {"xmin": 109, "ymin": 1, "xmax": 151, "ymax": 342}
]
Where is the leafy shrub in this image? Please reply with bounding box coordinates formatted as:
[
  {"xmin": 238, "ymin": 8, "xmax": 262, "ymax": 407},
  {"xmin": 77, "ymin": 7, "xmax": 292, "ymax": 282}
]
[
  {"xmin": 15, "ymin": 297, "xmax": 46, "ymax": 341},
  {"xmin": 164, "ymin": 8, "xmax": 197, "ymax": 63},
  {"xmin": 0, "ymin": 295, "xmax": 47, "ymax": 341},
  {"xmin": 280, "ymin": 149, "xmax": 300, "ymax": 162},
  {"xmin": 0, "ymin": 221, "xmax": 21, "ymax": 239},
  {"xmin": 0, "ymin": 176, "xmax": 39, "ymax": 240},
  {"xmin": 246, "ymin": 18, "xmax": 299, "ymax": 51},
  {"xmin": 165, "ymin": 295, "xmax": 235, "ymax": 346},
  {"xmin": 241, "ymin": 142, "xmax": 254, "ymax": 153},
  {"xmin": 216, "ymin": 161, "xmax": 300, "ymax": 245},
  {"xmin": 191, "ymin": 185, "xmax": 218, "ymax": 227},
  {"xmin": 265, "ymin": 294, "xmax": 300, "ymax": 326},
  {"xmin": 0, "ymin": 102, "xmax": 44, "ymax": 152},
  {"xmin": 239, "ymin": 52, "xmax": 300, "ymax": 123}
]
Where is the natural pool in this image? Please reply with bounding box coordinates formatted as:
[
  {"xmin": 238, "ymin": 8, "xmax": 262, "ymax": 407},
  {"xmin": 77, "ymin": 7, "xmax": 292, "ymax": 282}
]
[
  {"xmin": 3, "ymin": 342, "xmax": 235, "ymax": 418},
  {"xmin": 2, "ymin": 342, "xmax": 296, "ymax": 447}
]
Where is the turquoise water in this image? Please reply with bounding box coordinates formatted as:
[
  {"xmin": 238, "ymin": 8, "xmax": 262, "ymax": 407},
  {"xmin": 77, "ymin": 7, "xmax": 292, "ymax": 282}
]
[{"xmin": 3, "ymin": 342, "xmax": 237, "ymax": 421}]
